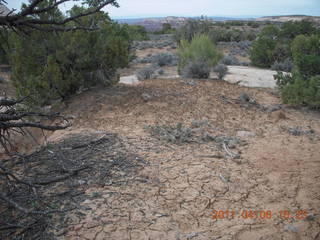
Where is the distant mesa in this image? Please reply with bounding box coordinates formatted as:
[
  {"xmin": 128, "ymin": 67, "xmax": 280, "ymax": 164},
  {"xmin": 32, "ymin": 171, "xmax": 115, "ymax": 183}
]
[
  {"xmin": 255, "ymin": 15, "xmax": 320, "ymax": 23},
  {"xmin": 116, "ymin": 15, "xmax": 320, "ymax": 31}
]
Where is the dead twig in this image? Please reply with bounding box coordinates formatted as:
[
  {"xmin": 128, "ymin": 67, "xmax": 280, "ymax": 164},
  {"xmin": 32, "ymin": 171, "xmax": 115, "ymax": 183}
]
[
  {"xmin": 32, "ymin": 165, "xmax": 90, "ymax": 185},
  {"xmin": 195, "ymin": 154, "xmax": 223, "ymax": 159},
  {"xmin": 71, "ymin": 134, "xmax": 109, "ymax": 149},
  {"xmin": 0, "ymin": 192, "xmax": 69, "ymax": 215},
  {"xmin": 222, "ymin": 142, "xmax": 240, "ymax": 160}
]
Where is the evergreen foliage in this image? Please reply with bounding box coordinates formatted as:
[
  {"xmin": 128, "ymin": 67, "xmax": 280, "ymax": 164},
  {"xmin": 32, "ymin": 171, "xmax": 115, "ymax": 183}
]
[
  {"xmin": 7, "ymin": 3, "xmax": 130, "ymax": 105},
  {"xmin": 250, "ymin": 21, "xmax": 318, "ymax": 68},
  {"xmin": 275, "ymin": 34, "xmax": 320, "ymax": 108}
]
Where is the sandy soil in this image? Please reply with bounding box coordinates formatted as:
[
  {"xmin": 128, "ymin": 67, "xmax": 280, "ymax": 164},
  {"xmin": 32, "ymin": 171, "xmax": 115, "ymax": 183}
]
[
  {"xmin": 1, "ymin": 43, "xmax": 320, "ymax": 240},
  {"xmin": 41, "ymin": 77, "xmax": 320, "ymax": 240}
]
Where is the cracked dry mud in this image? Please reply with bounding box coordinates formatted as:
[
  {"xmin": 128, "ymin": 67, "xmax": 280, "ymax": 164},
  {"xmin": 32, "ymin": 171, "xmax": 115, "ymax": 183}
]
[{"xmin": 44, "ymin": 78, "xmax": 320, "ymax": 240}]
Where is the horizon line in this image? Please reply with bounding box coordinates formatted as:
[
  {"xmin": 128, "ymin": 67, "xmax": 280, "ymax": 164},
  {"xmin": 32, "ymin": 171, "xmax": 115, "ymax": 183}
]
[
  {"xmin": 110, "ymin": 14, "xmax": 263, "ymax": 20},
  {"xmin": 110, "ymin": 14, "xmax": 319, "ymax": 20}
]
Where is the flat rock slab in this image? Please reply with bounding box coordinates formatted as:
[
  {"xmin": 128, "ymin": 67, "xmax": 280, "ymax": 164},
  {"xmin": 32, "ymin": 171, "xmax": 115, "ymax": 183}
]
[
  {"xmin": 120, "ymin": 74, "xmax": 180, "ymax": 85},
  {"xmin": 119, "ymin": 75, "xmax": 139, "ymax": 84},
  {"xmin": 225, "ymin": 66, "xmax": 278, "ymax": 88}
]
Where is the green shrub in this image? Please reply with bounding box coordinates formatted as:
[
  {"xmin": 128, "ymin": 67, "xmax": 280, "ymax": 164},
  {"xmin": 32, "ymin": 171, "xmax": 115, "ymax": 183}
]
[
  {"xmin": 154, "ymin": 23, "xmax": 175, "ymax": 34},
  {"xmin": 276, "ymin": 72, "xmax": 320, "ymax": 108},
  {"xmin": 151, "ymin": 52, "xmax": 178, "ymax": 67},
  {"xmin": 291, "ymin": 34, "xmax": 320, "ymax": 77},
  {"xmin": 247, "ymin": 21, "xmax": 260, "ymax": 28},
  {"xmin": 250, "ymin": 21, "xmax": 318, "ymax": 68},
  {"xmin": 175, "ymin": 20, "xmax": 257, "ymax": 44},
  {"xmin": 8, "ymin": 6, "xmax": 130, "ymax": 105},
  {"xmin": 249, "ymin": 25, "xmax": 279, "ymax": 68},
  {"xmin": 177, "ymin": 34, "xmax": 222, "ymax": 75},
  {"xmin": 125, "ymin": 25, "xmax": 149, "ymax": 41},
  {"xmin": 280, "ymin": 20, "xmax": 317, "ymax": 40},
  {"xmin": 275, "ymin": 34, "xmax": 320, "ymax": 109}
]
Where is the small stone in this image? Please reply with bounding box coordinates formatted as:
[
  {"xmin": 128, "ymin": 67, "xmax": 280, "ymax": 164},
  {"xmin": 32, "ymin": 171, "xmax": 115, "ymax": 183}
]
[
  {"xmin": 239, "ymin": 92, "xmax": 250, "ymax": 102},
  {"xmin": 185, "ymin": 80, "xmax": 197, "ymax": 86},
  {"xmin": 157, "ymin": 68, "xmax": 164, "ymax": 75},
  {"xmin": 219, "ymin": 174, "xmax": 230, "ymax": 183},
  {"xmin": 284, "ymin": 224, "xmax": 298, "ymax": 233},
  {"xmin": 236, "ymin": 131, "xmax": 256, "ymax": 139},
  {"xmin": 227, "ymin": 139, "xmax": 238, "ymax": 149},
  {"xmin": 185, "ymin": 232, "xmax": 199, "ymax": 239},
  {"xmin": 141, "ymin": 93, "xmax": 153, "ymax": 101},
  {"xmin": 78, "ymin": 180, "xmax": 86, "ymax": 185},
  {"xmin": 306, "ymin": 213, "xmax": 316, "ymax": 221},
  {"xmin": 267, "ymin": 104, "xmax": 282, "ymax": 113},
  {"xmin": 271, "ymin": 110, "xmax": 286, "ymax": 122},
  {"xmin": 65, "ymin": 114, "xmax": 76, "ymax": 119}
]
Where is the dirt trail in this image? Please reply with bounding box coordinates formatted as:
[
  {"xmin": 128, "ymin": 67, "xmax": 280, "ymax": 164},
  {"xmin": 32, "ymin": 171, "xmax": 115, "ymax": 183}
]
[{"xmin": 44, "ymin": 78, "xmax": 320, "ymax": 240}]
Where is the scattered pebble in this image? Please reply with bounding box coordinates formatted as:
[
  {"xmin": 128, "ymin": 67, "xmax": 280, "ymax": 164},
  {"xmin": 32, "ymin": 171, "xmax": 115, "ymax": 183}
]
[
  {"xmin": 266, "ymin": 104, "xmax": 282, "ymax": 112},
  {"xmin": 141, "ymin": 93, "xmax": 153, "ymax": 101},
  {"xmin": 237, "ymin": 130, "xmax": 256, "ymax": 139},
  {"xmin": 239, "ymin": 92, "xmax": 250, "ymax": 102},
  {"xmin": 284, "ymin": 224, "xmax": 298, "ymax": 233}
]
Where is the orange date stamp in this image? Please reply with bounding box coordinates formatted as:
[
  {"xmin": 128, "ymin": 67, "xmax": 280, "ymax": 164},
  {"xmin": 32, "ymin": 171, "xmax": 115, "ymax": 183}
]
[{"xmin": 212, "ymin": 210, "xmax": 308, "ymax": 220}]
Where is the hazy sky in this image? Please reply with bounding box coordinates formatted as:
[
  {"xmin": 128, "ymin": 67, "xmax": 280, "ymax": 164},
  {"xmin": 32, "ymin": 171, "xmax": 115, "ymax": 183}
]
[{"xmin": 6, "ymin": 0, "xmax": 320, "ymax": 18}]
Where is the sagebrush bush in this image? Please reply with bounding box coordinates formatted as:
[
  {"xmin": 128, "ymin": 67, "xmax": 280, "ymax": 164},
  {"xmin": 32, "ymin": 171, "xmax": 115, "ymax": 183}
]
[
  {"xmin": 220, "ymin": 55, "xmax": 239, "ymax": 65},
  {"xmin": 181, "ymin": 61, "xmax": 210, "ymax": 79},
  {"xmin": 132, "ymin": 52, "xmax": 178, "ymax": 66},
  {"xmin": 146, "ymin": 123, "xmax": 193, "ymax": 143},
  {"xmin": 271, "ymin": 59, "xmax": 293, "ymax": 72},
  {"xmin": 151, "ymin": 53, "xmax": 178, "ymax": 66},
  {"xmin": 213, "ymin": 64, "xmax": 228, "ymax": 80},
  {"xmin": 177, "ymin": 34, "xmax": 222, "ymax": 77},
  {"xmin": 136, "ymin": 65, "xmax": 159, "ymax": 80}
]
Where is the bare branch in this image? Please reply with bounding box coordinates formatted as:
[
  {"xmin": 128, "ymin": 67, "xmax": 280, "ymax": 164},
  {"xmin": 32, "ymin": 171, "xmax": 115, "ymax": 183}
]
[
  {"xmin": 1, "ymin": 121, "xmax": 70, "ymax": 131},
  {"xmin": 0, "ymin": 96, "xmax": 70, "ymax": 153},
  {"xmin": 0, "ymin": 192, "xmax": 70, "ymax": 215},
  {"xmin": 0, "ymin": 0, "xmax": 119, "ymax": 32}
]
